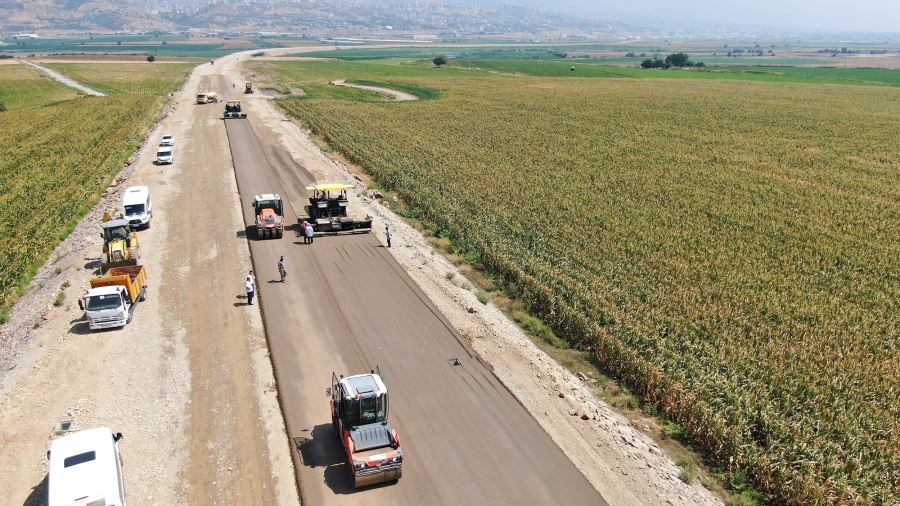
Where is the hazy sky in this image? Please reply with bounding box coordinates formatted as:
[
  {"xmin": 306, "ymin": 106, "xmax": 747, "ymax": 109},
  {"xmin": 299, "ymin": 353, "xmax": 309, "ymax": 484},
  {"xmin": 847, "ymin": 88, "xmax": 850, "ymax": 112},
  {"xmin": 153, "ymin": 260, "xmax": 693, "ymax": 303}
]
[{"xmin": 503, "ymin": 0, "xmax": 900, "ymax": 32}]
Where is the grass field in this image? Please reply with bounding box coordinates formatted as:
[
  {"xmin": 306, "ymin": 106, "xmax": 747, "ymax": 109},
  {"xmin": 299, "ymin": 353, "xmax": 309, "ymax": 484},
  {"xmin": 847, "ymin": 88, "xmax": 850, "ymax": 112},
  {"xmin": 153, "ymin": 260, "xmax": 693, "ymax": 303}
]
[
  {"xmin": 0, "ymin": 62, "xmax": 192, "ymax": 312},
  {"xmin": 46, "ymin": 62, "xmax": 196, "ymax": 95},
  {"xmin": 0, "ymin": 63, "xmax": 76, "ymax": 110},
  {"xmin": 259, "ymin": 59, "xmax": 900, "ymax": 504}
]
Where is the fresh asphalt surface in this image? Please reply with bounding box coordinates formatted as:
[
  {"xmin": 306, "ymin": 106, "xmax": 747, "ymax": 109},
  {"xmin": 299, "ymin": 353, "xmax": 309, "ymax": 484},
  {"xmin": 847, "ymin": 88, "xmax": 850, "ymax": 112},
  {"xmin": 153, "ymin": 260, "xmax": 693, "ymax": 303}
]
[{"xmin": 221, "ymin": 81, "xmax": 605, "ymax": 504}]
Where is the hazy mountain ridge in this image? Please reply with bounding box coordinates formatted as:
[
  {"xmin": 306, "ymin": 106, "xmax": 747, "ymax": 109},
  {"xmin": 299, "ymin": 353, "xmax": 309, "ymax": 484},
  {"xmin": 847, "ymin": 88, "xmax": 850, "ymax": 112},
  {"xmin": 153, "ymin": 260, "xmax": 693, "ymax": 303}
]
[
  {"xmin": 1, "ymin": 0, "xmax": 629, "ymax": 36},
  {"xmin": 1, "ymin": 0, "xmax": 174, "ymax": 33}
]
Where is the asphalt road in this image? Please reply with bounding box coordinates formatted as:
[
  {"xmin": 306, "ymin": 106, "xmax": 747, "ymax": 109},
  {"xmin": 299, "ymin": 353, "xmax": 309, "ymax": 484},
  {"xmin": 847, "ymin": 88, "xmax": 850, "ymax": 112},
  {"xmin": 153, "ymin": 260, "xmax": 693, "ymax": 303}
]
[{"xmin": 222, "ymin": 80, "xmax": 604, "ymax": 505}]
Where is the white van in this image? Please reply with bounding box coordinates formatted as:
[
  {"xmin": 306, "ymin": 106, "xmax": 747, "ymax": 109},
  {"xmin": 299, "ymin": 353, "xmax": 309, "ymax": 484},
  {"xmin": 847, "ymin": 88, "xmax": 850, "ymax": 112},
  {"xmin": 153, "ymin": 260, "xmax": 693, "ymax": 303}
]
[
  {"xmin": 156, "ymin": 146, "xmax": 173, "ymax": 165},
  {"xmin": 48, "ymin": 427, "xmax": 127, "ymax": 506},
  {"xmin": 122, "ymin": 186, "xmax": 152, "ymax": 229}
]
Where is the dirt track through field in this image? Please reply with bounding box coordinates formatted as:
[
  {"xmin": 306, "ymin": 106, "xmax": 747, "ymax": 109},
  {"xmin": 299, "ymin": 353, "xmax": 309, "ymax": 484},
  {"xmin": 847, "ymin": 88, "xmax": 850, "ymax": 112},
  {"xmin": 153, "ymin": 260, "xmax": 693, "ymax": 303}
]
[
  {"xmin": 330, "ymin": 79, "xmax": 419, "ymax": 101},
  {"xmin": 221, "ymin": 63, "xmax": 603, "ymax": 503},
  {"xmin": 20, "ymin": 60, "xmax": 106, "ymax": 96}
]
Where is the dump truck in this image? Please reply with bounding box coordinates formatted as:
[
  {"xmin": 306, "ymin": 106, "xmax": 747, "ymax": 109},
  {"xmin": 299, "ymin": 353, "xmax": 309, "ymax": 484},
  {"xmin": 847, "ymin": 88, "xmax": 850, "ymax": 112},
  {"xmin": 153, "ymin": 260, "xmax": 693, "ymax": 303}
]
[
  {"xmin": 252, "ymin": 193, "xmax": 284, "ymax": 239},
  {"xmin": 196, "ymin": 91, "xmax": 218, "ymax": 104},
  {"xmin": 244, "ymin": 82, "xmax": 253, "ymax": 94},
  {"xmin": 79, "ymin": 265, "xmax": 147, "ymax": 330},
  {"xmin": 100, "ymin": 217, "xmax": 140, "ymax": 273},
  {"xmin": 224, "ymin": 100, "xmax": 247, "ymax": 119},
  {"xmin": 304, "ymin": 183, "xmax": 373, "ymax": 234},
  {"xmin": 328, "ymin": 368, "xmax": 402, "ymax": 489}
]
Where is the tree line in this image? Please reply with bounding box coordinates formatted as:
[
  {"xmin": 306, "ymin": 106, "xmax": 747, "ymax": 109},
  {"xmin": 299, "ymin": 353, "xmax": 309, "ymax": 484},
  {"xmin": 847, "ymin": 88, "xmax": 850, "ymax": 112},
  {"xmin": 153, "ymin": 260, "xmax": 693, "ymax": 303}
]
[{"xmin": 640, "ymin": 52, "xmax": 704, "ymax": 69}]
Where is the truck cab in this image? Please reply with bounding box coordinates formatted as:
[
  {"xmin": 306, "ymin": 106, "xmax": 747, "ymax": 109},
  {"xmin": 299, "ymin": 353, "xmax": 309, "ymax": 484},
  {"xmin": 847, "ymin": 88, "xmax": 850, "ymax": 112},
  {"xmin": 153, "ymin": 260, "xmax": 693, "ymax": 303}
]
[
  {"xmin": 328, "ymin": 369, "xmax": 403, "ymax": 488},
  {"xmin": 83, "ymin": 285, "xmax": 132, "ymax": 329},
  {"xmin": 48, "ymin": 427, "xmax": 126, "ymax": 506}
]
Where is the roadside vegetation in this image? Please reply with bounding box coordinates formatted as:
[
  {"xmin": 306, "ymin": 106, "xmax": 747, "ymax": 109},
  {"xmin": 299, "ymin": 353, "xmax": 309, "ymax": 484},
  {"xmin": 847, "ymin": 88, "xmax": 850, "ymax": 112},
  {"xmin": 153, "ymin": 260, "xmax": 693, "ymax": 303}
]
[
  {"xmin": 0, "ymin": 62, "xmax": 191, "ymax": 311},
  {"xmin": 261, "ymin": 57, "xmax": 900, "ymax": 504}
]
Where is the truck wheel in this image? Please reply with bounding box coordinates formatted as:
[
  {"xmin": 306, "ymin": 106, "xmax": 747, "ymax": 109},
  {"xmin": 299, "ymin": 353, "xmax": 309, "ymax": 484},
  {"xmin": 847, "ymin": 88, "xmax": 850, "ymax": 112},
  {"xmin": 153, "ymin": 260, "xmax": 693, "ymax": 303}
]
[
  {"xmin": 139, "ymin": 287, "xmax": 147, "ymax": 302},
  {"xmin": 127, "ymin": 310, "xmax": 133, "ymax": 324},
  {"xmin": 276, "ymin": 229, "xmax": 283, "ymax": 239}
]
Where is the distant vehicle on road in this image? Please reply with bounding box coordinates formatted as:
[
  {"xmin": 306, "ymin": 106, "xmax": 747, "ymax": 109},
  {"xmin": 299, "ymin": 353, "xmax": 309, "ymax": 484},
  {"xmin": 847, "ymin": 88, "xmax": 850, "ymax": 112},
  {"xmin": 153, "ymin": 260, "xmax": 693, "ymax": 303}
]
[
  {"xmin": 79, "ymin": 265, "xmax": 147, "ymax": 330},
  {"xmin": 156, "ymin": 146, "xmax": 173, "ymax": 165},
  {"xmin": 160, "ymin": 134, "xmax": 175, "ymax": 146},
  {"xmin": 223, "ymin": 100, "xmax": 247, "ymax": 119},
  {"xmin": 123, "ymin": 186, "xmax": 152, "ymax": 230},
  {"xmin": 328, "ymin": 368, "xmax": 403, "ymax": 488},
  {"xmin": 196, "ymin": 92, "xmax": 218, "ymax": 104},
  {"xmin": 48, "ymin": 427, "xmax": 126, "ymax": 506}
]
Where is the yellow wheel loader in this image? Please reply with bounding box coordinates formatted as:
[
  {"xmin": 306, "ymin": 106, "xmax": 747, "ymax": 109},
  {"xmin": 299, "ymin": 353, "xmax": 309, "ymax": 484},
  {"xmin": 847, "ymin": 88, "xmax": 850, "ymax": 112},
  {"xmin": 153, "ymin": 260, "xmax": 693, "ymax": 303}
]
[{"xmin": 100, "ymin": 214, "xmax": 140, "ymax": 273}]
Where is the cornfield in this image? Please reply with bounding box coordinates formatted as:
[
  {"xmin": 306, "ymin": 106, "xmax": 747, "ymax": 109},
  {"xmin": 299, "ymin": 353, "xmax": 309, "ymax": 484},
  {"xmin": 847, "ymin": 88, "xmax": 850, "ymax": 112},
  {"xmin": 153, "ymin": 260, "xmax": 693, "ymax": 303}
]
[
  {"xmin": 45, "ymin": 62, "xmax": 195, "ymax": 95},
  {"xmin": 1, "ymin": 62, "xmax": 190, "ymax": 307},
  {"xmin": 276, "ymin": 73, "xmax": 900, "ymax": 503}
]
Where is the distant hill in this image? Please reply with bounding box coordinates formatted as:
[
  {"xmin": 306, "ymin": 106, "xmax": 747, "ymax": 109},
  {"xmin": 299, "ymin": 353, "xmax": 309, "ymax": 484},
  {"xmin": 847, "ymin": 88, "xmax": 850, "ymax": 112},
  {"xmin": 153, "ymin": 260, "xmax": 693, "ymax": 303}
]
[
  {"xmin": 0, "ymin": 0, "xmax": 630, "ymax": 37},
  {"xmin": 0, "ymin": 0, "xmax": 174, "ymax": 33}
]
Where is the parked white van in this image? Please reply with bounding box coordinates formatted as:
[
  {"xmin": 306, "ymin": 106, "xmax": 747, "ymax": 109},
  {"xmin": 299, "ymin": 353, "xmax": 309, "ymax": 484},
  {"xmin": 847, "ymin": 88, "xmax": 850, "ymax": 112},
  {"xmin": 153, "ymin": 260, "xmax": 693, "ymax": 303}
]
[
  {"xmin": 123, "ymin": 186, "xmax": 152, "ymax": 229},
  {"xmin": 156, "ymin": 146, "xmax": 173, "ymax": 165},
  {"xmin": 48, "ymin": 427, "xmax": 126, "ymax": 506}
]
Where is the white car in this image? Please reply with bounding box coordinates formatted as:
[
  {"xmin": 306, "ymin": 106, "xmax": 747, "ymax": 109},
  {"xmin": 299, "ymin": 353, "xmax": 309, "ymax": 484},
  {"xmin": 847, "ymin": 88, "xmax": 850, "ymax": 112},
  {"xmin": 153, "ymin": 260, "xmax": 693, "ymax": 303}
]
[
  {"xmin": 160, "ymin": 134, "xmax": 175, "ymax": 146},
  {"xmin": 48, "ymin": 427, "xmax": 127, "ymax": 506},
  {"xmin": 156, "ymin": 147, "xmax": 173, "ymax": 165}
]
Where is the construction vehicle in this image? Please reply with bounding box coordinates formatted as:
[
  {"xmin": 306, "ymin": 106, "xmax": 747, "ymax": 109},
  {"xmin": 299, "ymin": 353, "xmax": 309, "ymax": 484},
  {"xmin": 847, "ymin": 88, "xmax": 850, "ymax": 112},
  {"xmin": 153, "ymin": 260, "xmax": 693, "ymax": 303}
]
[
  {"xmin": 100, "ymin": 215, "xmax": 140, "ymax": 273},
  {"xmin": 244, "ymin": 82, "xmax": 253, "ymax": 94},
  {"xmin": 327, "ymin": 368, "xmax": 403, "ymax": 488},
  {"xmin": 223, "ymin": 100, "xmax": 247, "ymax": 119},
  {"xmin": 252, "ymin": 193, "xmax": 284, "ymax": 239},
  {"xmin": 304, "ymin": 183, "xmax": 373, "ymax": 234},
  {"xmin": 196, "ymin": 91, "xmax": 218, "ymax": 104},
  {"xmin": 78, "ymin": 265, "xmax": 147, "ymax": 330}
]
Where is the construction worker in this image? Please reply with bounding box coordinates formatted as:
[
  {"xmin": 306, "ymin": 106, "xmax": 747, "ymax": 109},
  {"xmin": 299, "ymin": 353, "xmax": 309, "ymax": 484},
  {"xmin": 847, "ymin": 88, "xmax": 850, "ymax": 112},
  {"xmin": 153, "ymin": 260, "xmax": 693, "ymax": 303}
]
[
  {"xmin": 245, "ymin": 273, "xmax": 255, "ymax": 305},
  {"xmin": 278, "ymin": 256, "xmax": 286, "ymax": 282},
  {"xmin": 384, "ymin": 225, "xmax": 392, "ymax": 248},
  {"xmin": 304, "ymin": 221, "xmax": 314, "ymax": 244}
]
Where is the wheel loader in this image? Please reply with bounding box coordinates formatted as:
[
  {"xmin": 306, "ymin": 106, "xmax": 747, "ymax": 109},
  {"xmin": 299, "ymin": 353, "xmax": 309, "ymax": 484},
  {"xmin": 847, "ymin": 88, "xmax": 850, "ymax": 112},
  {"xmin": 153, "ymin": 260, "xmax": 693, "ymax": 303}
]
[
  {"xmin": 100, "ymin": 216, "xmax": 140, "ymax": 273},
  {"xmin": 327, "ymin": 367, "xmax": 403, "ymax": 489}
]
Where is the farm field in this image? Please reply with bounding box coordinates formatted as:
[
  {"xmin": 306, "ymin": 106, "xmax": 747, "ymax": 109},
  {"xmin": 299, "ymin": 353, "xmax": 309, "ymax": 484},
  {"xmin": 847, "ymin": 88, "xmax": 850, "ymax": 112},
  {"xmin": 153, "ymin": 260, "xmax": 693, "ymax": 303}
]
[
  {"xmin": 0, "ymin": 62, "xmax": 76, "ymax": 110},
  {"xmin": 257, "ymin": 58, "xmax": 900, "ymax": 503},
  {"xmin": 448, "ymin": 59, "xmax": 900, "ymax": 86},
  {"xmin": 45, "ymin": 62, "xmax": 196, "ymax": 95},
  {"xmin": 1, "ymin": 35, "xmax": 270, "ymax": 58},
  {"xmin": 0, "ymin": 62, "xmax": 191, "ymax": 310}
]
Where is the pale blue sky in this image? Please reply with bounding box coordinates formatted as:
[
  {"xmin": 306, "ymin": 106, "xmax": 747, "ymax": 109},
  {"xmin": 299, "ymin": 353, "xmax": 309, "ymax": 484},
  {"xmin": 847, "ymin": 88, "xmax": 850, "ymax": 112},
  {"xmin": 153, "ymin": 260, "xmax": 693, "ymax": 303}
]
[{"xmin": 500, "ymin": 0, "xmax": 900, "ymax": 32}]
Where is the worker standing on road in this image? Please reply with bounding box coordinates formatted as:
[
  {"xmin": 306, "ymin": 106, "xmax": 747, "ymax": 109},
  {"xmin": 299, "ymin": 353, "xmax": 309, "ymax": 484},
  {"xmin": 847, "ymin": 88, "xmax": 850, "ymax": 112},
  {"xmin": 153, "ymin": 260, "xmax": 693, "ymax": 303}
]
[
  {"xmin": 245, "ymin": 273, "xmax": 256, "ymax": 305},
  {"xmin": 278, "ymin": 256, "xmax": 287, "ymax": 282},
  {"xmin": 304, "ymin": 221, "xmax": 315, "ymax": 244},
  {"xmin": 300, "ymin": 221, "xmax": 309, "ymax": 244},
  {"xmin": 384, "ymin": 225, "xmax": 392, "ymax": 248}
]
